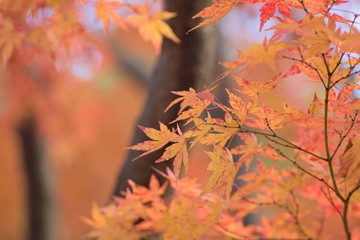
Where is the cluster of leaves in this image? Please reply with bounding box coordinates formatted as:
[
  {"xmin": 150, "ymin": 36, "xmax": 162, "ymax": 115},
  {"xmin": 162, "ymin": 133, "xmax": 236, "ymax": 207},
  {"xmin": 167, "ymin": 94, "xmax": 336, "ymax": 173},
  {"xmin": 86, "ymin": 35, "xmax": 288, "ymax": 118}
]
[
  {"xmin": 0, "ymin": 0, "xmax": 177, "ymax": 65},
  {"xmin": 88, "ymin": 0, "xmax": 360, "ymax": 239},
  {"xmin": 95, "ymin": 0, "xmax": 179, "ymax": 52},
  {"xmin": 0, "ymin": 0, "xmax": 179, "ymax": 160}
]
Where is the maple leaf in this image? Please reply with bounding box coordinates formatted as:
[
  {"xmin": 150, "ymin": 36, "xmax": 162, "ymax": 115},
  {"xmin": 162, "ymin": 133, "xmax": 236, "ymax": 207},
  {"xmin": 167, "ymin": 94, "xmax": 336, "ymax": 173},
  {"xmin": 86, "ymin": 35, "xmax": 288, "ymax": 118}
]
[
  {"xmin": 157, "ymin": 198, "xmax": 209, "ymax": 240},
  {"xmin": 203, "ymin": 147, "xmax": 236, "ymax": 199},
  {"xmin": 166, "ymin": 88, "xmax": 212, "ymax": 124},
  {"xmin": 307, "ymin": 93, "xmax": 323, "ymax": 117},
  {"xmin": 85, "ymin": 176, "xmax": 168, "ymax": 239},
  {"xmin": 268, "ymin": 17, "xmax": 302, "ymax": 40},
  {"xmin": 306, "ymin": 160, "xmax": 329, "ymax": 177},
  {"xmin": 226, "ymin": 89, "xmax": 247, "ymax": 122},
  {"xmin": 338, "ymin": 26, "xmax": 360, "ymax": 54},
  {"xmin": 216, "ymin": 212, "xmax": 257, "ymax": 239},
  {"xmin": 127, "ymin": 3, "xmax": 180, "ymax": 53},
  {"xmin": 272, "ymin": 15, "xmax": 351, "ymax": 57},
  {"xmin": 241, "ymin": 0, "xmax": 328, "ymax": 31},
  {"xmin": 304, "ymin": 0, "xmax": 348, "ymax": 13},
  {"xmin": 335, "ymin": 82, "xmax": 360, "ymax": 107},
  {"xmin": 126, "ymin": 175, "xmax": 168, "ymax": 203},
  {"xmin": 338, "ymin": 138, "xmax": 360, "ymax": 184},
  {"xmin": 156, "ymin": 126, "xmax": 189, "ymax": 177},
  {"xmin": 231, "ymin": 134, "xmax": 281, "ymax": 172},
  {"xmin": 291, "ymin": 16, "xmax": 345, "ymax": 58},
  {"xmin": 189, "ymin": 114, "xmax": 214, "ymax": 149},
  {"xmin": 0, "ymin": 19, "xmax": 24, "ymax": 65},
  {"xmin": 165, "ymin": 88, "xmax": 199, "ymax": 114},
  {"xmin": 282, "ymin": 100, "xmax": 308, "ymax": 124},
  {"xmin": 233, "ymin": 74, "xmax": 278, "ymax": 98},
  {"xmin": 247, "ymin": 102, "xmax": 286, "ymax": 129},
  {"xmin": 297, "ymin": 54, "xmax": 331, "ymax": 81},
  {"xmin": 200, "ymin": 113, "xmax": 240, "ymax": 147},
  {"xmin": 325, "ymin": 49, "xmax": 353, "ymax": 84},
  {"xmin": 221, "ymin": 38, "xmax": 289, "ymax": 75},
  {"xmin": 217, "ymin": 59, "xmax": 242, "ymax": 80},
  {"xmin": 84, "ymin": 203, "xmax": 145, "ymax": 239},
  {"xmin": 189, "ymin": 0, "xmax": 240, "ymax": 32},
  {"xmin": 231, "ymin": 133, "xmax": 263, "ymax": 170},
  {"xmin": 128, "ymin": 122, "xmax": 178, "ymax": 161},
  {"xmin": 258, "ymin": 0, "xmax": 293, "ymax": 31},
  {"xmin": 85, "ymin": 203, "xmax": 109, "ymax": 230},
  {"xmin": 95, "ymin": 0, "xmax": 126, "ymax": 31}
]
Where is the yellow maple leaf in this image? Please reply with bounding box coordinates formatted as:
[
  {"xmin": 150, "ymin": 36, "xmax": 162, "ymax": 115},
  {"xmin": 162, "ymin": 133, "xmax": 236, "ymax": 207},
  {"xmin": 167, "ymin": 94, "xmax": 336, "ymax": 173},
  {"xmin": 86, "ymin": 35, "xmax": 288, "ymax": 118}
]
[
  {"xmin": 189, "ymin": 114, "xmax": 213, "ymax": 149},
  {"xmin": 240, "ymin": 37, "xmax": 289, "ymax": 72},
  {"xmin": 200, "ymin": 112, "xmax": 239, "ymax": 148},
  {"xmin": 307, "ymin": 93, "xmax": 323, "ymax": 117},
  {"xmin": 220, "ymin": 38, "xmax": 288, "ymax": 77},
  {"xmin": 203, "ymin": 147, "xmax": 236, "ymax": 199},
  {"xmin": 127, "ymin": 3, "xmax": 180, "ymax": 53},
  {"xmin": 128, "ymin": 122, "xmax": 178, "ymax": 161},
  {"xmin": 157, "ymin": 199, "xmax": 204, "ymax": 240},
  {"xmin": 165, "ymin": 88, "xmax": 198, "ymax": 114},
  {"xmin": 166, "ymin": 88, "xmax": 212, "ymax": 125},
  {"xmin": 338, "ymin": 138, "xmax": 360, "ymax": 185},
  {"xmin": 95, "ymin": 0, "xmax": 126, "ymax": 31},
  {"xmin": 0, "ymin": 19, "xmax": 24, "ymax": 65},
  {"xmin": 156, "ymin": 126, "xmax": 189, "ymax": 177}
]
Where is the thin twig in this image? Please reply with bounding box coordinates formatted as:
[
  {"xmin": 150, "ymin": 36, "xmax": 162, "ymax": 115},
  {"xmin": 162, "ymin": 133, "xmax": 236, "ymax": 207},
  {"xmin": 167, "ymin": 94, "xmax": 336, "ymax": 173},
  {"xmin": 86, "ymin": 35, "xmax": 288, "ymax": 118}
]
[
  {"xmin": 331, "ymin": 110, "xmax": 358, "ymax": 159},
  {"xmin": 320, "ymin": 187, "xmax": 343, "ymax": 217},
  {"xmin": 268, "ymin": 145, "xmax": 336, "ymax": 192}
]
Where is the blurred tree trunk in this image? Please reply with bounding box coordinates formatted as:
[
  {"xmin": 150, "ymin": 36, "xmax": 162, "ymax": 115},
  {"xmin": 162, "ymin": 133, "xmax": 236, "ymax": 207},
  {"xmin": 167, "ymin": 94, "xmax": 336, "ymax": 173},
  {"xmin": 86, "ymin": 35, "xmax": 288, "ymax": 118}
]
[
  {"xmin": 113, "ymin": 0, "xmax": 218, "ymax": 195},
  {"xmin": 17, "ymin": 116, "xmax": 56, "ymax": 240}
]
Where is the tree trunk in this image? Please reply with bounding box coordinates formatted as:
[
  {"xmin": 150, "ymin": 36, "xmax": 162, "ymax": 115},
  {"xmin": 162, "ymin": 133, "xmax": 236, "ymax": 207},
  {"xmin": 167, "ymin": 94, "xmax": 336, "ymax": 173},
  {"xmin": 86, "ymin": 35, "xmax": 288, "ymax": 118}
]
[
  {"xmin": 17, "ymin": 116, "xmax": 56, "ymax": 240},
  {"xmin": 113, "ymin": 0, "xmax": 218, "ymax": 195}
]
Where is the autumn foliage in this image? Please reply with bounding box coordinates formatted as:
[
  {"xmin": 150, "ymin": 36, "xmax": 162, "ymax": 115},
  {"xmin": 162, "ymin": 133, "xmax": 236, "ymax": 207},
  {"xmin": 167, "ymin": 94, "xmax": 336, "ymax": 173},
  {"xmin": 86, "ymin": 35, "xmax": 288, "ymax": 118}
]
[
  {"xmin": 0, "ymin": 0, "xmax": 175, "ymax": 238},
  {"xmin": 3, "ymin": 0, "xmax": 360, "ymax": 239},
  {"xmin": 84, "ymin": 0, "xmax": 360, "ymax": 239},
  {"xmin": 0, "ymin": 0, "xmax": 177, "ymax": 147}
]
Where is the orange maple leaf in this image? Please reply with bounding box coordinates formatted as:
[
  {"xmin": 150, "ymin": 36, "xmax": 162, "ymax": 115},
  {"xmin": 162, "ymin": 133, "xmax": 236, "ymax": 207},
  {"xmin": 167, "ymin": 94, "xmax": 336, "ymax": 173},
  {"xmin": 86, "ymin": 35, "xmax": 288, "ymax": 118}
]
[
  {"xmin": 127, "ymin": 3, "xmax": 180, "ymax": 53},
  {"xmin": 338, "ymin": 26, "xmax": 360, "ymax": 54},
  {"xmin": 233, "ymin": 74, "xmax": 278, "ymax": 98},
  {"xmin": 230, "ymin": 133, "xmax": 281, "ymax": 170},
  {"xmin": 189, "ymin": 0, "xmax": 240, "ymax": 32},
  {"xmin": 220, "ymin": 37, "xmax": 289, "ymax": 77},
  {"xmin": 0, "ymin": 19, "xmax": 24, "ymax": 65},
  {"xmin": 95, "ymin": 0, "xmax": 126, "ymax": 31},
  {"xmin": 258, "ymin": 0, "xmax": 292, "ymax": 31}
]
